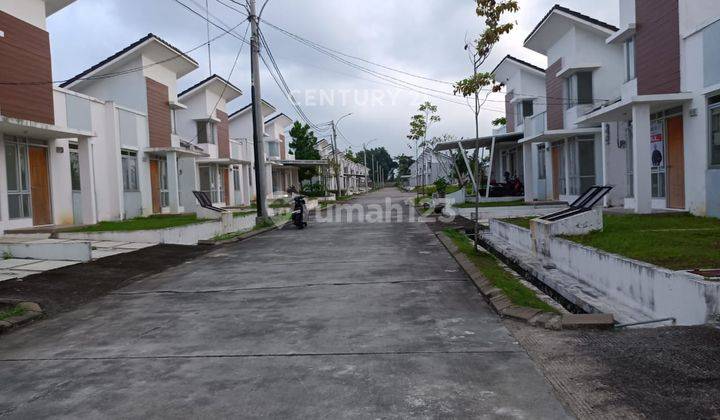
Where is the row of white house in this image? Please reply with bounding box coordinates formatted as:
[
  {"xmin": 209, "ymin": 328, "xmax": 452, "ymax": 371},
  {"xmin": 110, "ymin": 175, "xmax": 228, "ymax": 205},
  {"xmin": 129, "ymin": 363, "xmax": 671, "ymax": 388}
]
[
  {"xmin": 437, "ymin": 1, "xmax": 720, "ymax": 218},
  {"xmin": 0, "ymin": 0, "xmax": 366, "ymax": 233}
]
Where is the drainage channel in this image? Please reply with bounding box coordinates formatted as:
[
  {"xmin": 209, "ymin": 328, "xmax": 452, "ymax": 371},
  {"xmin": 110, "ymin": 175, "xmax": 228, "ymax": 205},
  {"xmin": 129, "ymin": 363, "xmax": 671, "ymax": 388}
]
[{"xmin": 462, "ymin": 228, "xmax": 589, "ymax": 316}]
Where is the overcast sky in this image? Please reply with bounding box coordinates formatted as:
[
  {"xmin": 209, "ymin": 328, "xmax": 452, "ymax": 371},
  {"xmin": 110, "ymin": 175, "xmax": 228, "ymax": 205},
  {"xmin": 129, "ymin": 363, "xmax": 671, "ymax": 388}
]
[{"xmin": 47, "ymin": 0, "xmax": 619, "ymax": 157}]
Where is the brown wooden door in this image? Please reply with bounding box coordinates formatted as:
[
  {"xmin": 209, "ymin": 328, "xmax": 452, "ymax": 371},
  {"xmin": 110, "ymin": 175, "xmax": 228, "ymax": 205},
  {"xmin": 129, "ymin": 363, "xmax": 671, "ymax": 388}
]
[
  {"xmin": 28, "ymin": 146, "xmax": 52, "ymax": 225},
  {"xmin": 149, "ymin": 160, "xmax": 161, "ymax": 213},
  {"xmin": 666, "ymin": 116, "xmax": 685, "ymax": 209},
  {"xmin": 551, "ymin": 146, "xmax": 561, "ymax": 200},
  {"xmin": 223, "ymin": 169, "xmax": 230, "ymax": 205}
]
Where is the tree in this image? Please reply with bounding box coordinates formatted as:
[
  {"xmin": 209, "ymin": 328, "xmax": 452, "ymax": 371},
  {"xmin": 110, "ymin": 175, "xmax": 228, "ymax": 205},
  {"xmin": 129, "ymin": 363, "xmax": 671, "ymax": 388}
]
[
  {"xmin": 454, "ymin": 0, "xmax": 518, "ymax": 247},
  {"xmin": 407, "ymin": 101, "xmax": 441, "ymax": 196},
  {"xmin": 453, "ymin": 0, "xmax": 519, "ymax": 188},
  {"xmin": 344, "ymin": 149, "xmax": 358, "ymax": 163},
  {"xmin": 394, "ymin": 154, "xmax": 415, "ymax": 177},
  {"xmin": 289, "ymin": 122, "xmax": 321, "ymax": 181},
  {"xmin": 357, "ymin": 147, "xmax": 397, "ymax": 182}
]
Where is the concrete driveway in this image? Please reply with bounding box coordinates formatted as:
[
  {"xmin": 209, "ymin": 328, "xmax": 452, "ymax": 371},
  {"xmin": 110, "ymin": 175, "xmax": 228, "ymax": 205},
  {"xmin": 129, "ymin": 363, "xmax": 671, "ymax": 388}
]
[{"xmin": 0, "ymin": 189, "xmax": 569, "ymax": 419}]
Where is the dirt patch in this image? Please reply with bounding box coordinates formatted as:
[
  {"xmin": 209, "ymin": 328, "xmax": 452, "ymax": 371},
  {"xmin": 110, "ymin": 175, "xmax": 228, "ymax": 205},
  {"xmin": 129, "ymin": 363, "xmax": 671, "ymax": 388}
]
[
  {"xmin": 506, "ymin": 320, "xmax": 720, "ymax": 419},
  {"xmin": 0, "ymin": 245, "xmax": 212, "ymax": 317}
]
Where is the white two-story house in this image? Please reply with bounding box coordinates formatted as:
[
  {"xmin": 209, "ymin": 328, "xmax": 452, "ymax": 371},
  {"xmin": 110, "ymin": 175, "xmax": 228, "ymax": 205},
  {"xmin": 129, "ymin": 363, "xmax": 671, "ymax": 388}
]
[
  {"xmin": 492, "ymin": 55, "xmax": 547, "ymax": 201},
  {"xmin": 578, "ymin": 0, "xmax": 720, "ymax": 217},
  {"xmin": 521, "ymin": 5, "xmax": 625, "ymax": 205},
  {"xmin": 175, "ymin": 74, "xmax": 243, "ymax": 210},
  {"xmin": 61, "ymin": 33, "xmax": 204, "ymax": 217}
]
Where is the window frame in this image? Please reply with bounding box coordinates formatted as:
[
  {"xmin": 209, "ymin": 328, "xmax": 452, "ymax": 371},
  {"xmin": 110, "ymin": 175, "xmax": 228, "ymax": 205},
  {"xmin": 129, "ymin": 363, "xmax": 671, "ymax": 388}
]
[
  {"xmin": 4, "ymin": 137, "xmax": 32, "ymax": 219},
  {"xmin": 537, "ymin": 144, "xmax": 546, "ymax": 180},
  {"xmin": 709, "ymin": 96, "xmax": 720, "ymax": 168},
  {"xmin": 625, "ymin": 37, "xmax": 636, "ymax": 82},
  {"xmin": 121, "ymin": 150, "xmax": 139, "ymax": 192}
]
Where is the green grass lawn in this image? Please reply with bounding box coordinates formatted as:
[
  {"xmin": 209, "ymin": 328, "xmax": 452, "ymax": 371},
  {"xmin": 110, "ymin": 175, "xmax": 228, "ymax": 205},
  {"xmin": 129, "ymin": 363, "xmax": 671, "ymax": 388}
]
[
  {"xmin": 73, "ymin": 214, "xmax": 210, "ymax": 232},
  {"xmin": 0, "ymin": 306, "xmax": 25, "ymax": 321},
  {"xmin": 563, "ymin": 213, "xmax": 720, "ymax": 270},
  {"xmin": 444, "ymin": 229, "xmax": 558, "ymax": 313},
  {"xmin": 504, "ymin": 217, "xmax": 534, "ymax": 229},
  {"xmin": 453, "ymin": 199, "xmax": 526, "ymax": 209}
]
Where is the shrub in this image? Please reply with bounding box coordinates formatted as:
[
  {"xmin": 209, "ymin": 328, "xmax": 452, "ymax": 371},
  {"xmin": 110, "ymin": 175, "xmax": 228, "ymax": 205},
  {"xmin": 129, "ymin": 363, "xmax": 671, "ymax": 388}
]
[
  {"xmin": 433, "ymin": 177, "xmax": 449, "ymax": 195},
  {"xmin": 302, "ymin": 182, "xmax": 326, "ymax": 197}
]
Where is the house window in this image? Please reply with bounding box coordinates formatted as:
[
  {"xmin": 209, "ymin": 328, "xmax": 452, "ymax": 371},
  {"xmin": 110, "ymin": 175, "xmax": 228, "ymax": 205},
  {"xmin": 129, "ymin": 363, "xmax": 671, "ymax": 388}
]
[
  {"xmin": 567, "ymin": 72, "xmax": 593, "ymax": 109},
  {"xmin": 625, "ymin": 37, "xmax": 636, "ymax": 81},
  {"xmin": 158, "ymin": 158, "xmax": 170, "ymax": 208},
  {"xmin": 233, "ymin": 168, "xmax": 241, "ymax": 191},
  {"xmin": 557, "ymin": 142, "xmax": 567, "ymax": 195},
  {"xmin": 199, "ymin": 164, "xmax": 223, "ymax": 203},
  {"xmin": 121, "ymin": 150, "xmax": 139, "ymax": 191},
  {"xmin": 577, "ymin": 138, "xmax": 596, "ymax": 194},
  {"xmin": 69, "ymin": 144, "xmax": 81, "ymax": 191},
  {"xmin": 515, "ymin": 100, "xmax": 534, "ymax": 124},
  {"xmin": 709, "ymin": 96, "xmax": 720, "ymax": 167},
  {"xmin": 537, "ymin": 144, "xmax": 546, "ymax": 180},
  {"xmin": 266, "ymin": 141, "xmax": 280, "ymax": 158},
  {"xmin": 5, "ymin": 139, "xmax": 31, "ymax": 219},
  {"xmin": 197, "ymin": 121, "xmax": 217, "ymax": 144}
]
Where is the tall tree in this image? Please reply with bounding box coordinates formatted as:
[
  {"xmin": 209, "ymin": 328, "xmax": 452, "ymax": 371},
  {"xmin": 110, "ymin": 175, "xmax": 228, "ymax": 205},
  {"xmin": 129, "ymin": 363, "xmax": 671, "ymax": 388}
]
[
  {"xmin": 288, "ymin": 121, "xmax": 321, "ymax": 181},
  {"xmin": 407, "ymin": 101, "xmax": 441, "ymax": 195},
  {"xmin": 357, "ymin": 147, "xmax": 397, "ymax": 182},
  {"xmin": 394, "ymin": 154, "xmax": 415, "ymax": 178},
  {"xmin": 454, "ymin": 0, "xmax": 518, "ymax": 247}
]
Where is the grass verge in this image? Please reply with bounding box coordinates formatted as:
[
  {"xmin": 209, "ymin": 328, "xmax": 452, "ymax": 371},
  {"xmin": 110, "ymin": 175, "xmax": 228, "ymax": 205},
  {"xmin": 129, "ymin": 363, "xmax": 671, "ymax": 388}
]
[
  {"xmin": 444, "ymin": 228, "xmax": 557, "ymax": 313},
  {"xmin": 504, "ymin": 217, "xmax": 534, "ymax": 229},
  {"xmin": 453, "ymin": 199, "xmax": 525, "ymax": 208},
  {"xmin": 0, "ymin": 306, "xmax": 25, "ymax": 321},
  {"xmin": 73, "ymin": 214, "xmax": 209, "ymax": 232},
  {"xmin": 212, "ymin": 214, "xmax": 291, "ymax": 242},
  {"xmin": 562, "ymin": 213, "xmax": 720, "ymax": 271}
]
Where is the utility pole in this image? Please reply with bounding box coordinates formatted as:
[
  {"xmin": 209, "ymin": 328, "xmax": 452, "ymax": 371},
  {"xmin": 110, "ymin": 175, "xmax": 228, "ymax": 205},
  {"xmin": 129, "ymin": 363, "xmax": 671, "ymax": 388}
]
[
  {"xmin": 205, "ymin": 0, "xmax": 212, "ymax": 75},
  {"xmin": 249, "ymin": 0, "xmax": 269, "ymax": 220},
  {"xmin": 330, "ymin": 120, "xmax": 342, "ymax": 198},
  {"xmin": 362, "ymin": 146, "xmax": 368, "ymax": 191}
]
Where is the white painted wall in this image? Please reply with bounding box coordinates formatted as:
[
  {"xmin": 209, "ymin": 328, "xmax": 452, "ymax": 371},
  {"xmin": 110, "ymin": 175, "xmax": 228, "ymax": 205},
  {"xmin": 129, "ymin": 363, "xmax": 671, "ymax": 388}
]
[{"xmin": 0, "ymin": 0, "xmax": 48, "ymax": 29}]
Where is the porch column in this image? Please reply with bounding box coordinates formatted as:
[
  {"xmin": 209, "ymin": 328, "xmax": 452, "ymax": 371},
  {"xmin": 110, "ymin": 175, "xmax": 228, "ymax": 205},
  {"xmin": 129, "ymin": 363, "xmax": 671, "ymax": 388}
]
[
  {"xmin": 77, "ymin": 138, "xmax": 98, "ymax": 225},
  {"xmin": 522, "ymin": 142, "xmax": 534, "ymax": 203},
  {"xmin": 632, "ymin": 104, "xmax": 652, "ymax": 213},
  {"xmin": 227, "ymin": 167, "xmax": 236, "ymax": 206},
  {"xmin": 47, "ymin": 138, "xmax": 75, "ymax": 226},
  {"xmin": 166, "ymin": 151, "xmax": 181, "ymax": 213},
  {"xmin": 563, "ymin": 138, "xmax": 571, "ymax": 197}
]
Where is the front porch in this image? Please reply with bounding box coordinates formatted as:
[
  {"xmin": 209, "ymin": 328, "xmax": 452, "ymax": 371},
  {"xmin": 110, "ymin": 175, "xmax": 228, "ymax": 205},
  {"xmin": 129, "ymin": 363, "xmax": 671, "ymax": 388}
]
[
  {"xmin": 577, "ymin": 94, "xmax": 693, "ymax": 214},
  {"xmin": 0, "ymin": 115, "xmax": 94, "ymax": 234}
]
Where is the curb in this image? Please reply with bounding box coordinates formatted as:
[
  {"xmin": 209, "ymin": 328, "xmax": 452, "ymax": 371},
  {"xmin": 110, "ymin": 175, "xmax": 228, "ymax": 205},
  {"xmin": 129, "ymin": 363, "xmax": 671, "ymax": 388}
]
[
  {"xmin": 198, "ymin": 223, "xmax": 289, "ymax": 246},
  {"xmin": 435, "ymin": 231, "xmax": 614, "ymax": 331},
  {"xmin": 0, "ymin": 301, "xmax": 44, "ymax": 334}
]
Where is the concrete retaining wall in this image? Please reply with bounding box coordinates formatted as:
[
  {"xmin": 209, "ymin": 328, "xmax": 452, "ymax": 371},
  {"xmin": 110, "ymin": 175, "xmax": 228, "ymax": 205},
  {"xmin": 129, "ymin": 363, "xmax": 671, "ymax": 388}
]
[
  {"xmin": 489, "ymin": 219, "xmax": 720, "ymax": 325},
  {"xmin": 489, "ymin": 219, "xmax": 534, "ymax": 252},
  {"xmin": 1, "ymin": 242, "xmax": 92, "ymax": 262},
  {"xmin": 57, "ymin": 214, "xmax": 257, "ymax": 246}
]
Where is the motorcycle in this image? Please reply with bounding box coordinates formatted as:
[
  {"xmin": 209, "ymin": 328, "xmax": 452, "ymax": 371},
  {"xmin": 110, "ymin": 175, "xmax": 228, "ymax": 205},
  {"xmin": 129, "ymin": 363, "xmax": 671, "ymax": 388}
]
[{"xmin": 291, "ymin": 196, "xmax": 308, "ymax": 229}]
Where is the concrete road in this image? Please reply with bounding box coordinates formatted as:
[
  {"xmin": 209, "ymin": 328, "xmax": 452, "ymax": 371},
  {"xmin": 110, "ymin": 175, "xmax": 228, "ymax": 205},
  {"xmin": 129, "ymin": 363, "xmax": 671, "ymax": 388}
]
[{"xmin": 0, "ymin": 189, "xmax": 570, "ymax": 419}]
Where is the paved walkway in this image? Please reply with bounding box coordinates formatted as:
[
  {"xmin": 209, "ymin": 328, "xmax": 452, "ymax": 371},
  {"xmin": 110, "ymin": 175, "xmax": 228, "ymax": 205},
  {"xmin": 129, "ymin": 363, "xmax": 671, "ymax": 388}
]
[
  {"xmin": 0, "ymin": 189, "xmax": 569, "ymax": 418},
  {"xmin": 0, "ymin": 236, "xmax": 156, "ymax": 281}
]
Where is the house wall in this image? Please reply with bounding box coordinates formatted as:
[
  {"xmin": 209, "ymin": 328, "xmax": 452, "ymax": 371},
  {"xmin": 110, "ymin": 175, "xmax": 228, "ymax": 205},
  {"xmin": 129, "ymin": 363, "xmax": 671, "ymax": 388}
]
[
  {"xmin": 0, "ymin": 10, "xmax": 54, "ymax": 124},
  {"xmin": 636, "ymin": 0, "xmax": 681, "ymax": 95},
  {"xmin": 217, "ymin": 110, "xmax": 230, "ymax": 159},
  {"xmin": 77, "ymin": 57, "xmax": 147, "ymax": 114},
  {"xmin": 505, "ymin": 92, "xmax": 515, "ymax": 132},
  {"xmin": 146, "ymin": 78, "xmax": 171, "ymax": 148},
  {"xmin": 0, "ymin": 0, "xmax": 49, "ymax": 29},
  {"xmin": 546, "ymin": 59, "xmax": 564, "ymax": 130}
]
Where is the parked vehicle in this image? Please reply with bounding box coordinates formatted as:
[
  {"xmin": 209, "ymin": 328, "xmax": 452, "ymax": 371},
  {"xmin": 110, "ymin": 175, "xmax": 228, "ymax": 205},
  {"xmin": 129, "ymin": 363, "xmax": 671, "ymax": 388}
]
[{"xmin": 291, "ymin": 196, "xmax": 308, "ymax": 229}]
